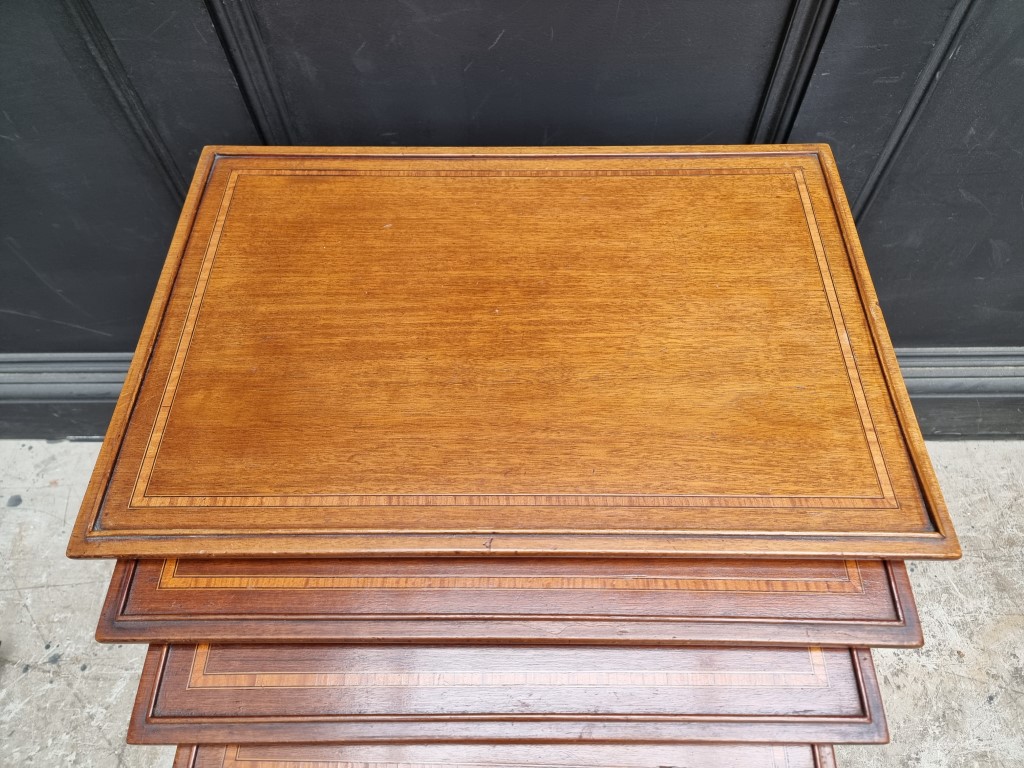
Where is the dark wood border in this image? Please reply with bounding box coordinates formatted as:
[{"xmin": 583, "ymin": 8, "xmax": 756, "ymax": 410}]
[
  {"xmin": 95, "ymin": 557, "xmax": 921, "ymax": 648},
  {"xmin": 172, "ymin": 742, "xmax": 840, "ymax": 767},
  {"xmin": 129, "ymin": 643, "xmax": 887, "ymax": 745}
]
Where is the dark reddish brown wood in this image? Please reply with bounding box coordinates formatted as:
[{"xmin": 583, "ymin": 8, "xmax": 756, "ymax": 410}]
[
  {"xmin": 98, "ymin": 557, "xmax": 921, "ymax": 647},
  {"xmin": 172, "ymin": 742, "xmax": 839, "ymax": 767},
  {"xmin": 67, "ymin": 145, "xmax": 958, "ymax": 560},
  {"xmin": 130, "ymin": 643, "xmax": 886, "ymax": 745}
]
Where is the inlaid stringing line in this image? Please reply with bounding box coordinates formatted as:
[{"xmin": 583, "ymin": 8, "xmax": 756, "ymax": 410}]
[
  {"xmin": 159, "ymin": 558, "xmax": 865, "ymax": 594},
  {"xmin": 792, "ymin": 167, "xmax": 895, "ymax": 504},
  {"xmin": 131, "ymin": 169, "xmax": 243, "ymax": 508}
]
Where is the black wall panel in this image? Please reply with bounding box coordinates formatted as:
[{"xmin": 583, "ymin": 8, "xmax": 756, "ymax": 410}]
[
  {"xmin": 789, "ymin": 0, "xmax": 959, "ymax": 202},
  {"xmin": 1, "ymin": 0, "xmax": 1022, "ymax": 437},
  {"xmin": 0, "ymin": 0, "xmax": 257, "ymax": 353},
  {"xmin": 243, "ymin": 0, "xmax": 792, "ymax": 146},
  {"xmin": 87, "ymin": 0, "xmax": 260, "ymax": 180},
  {"xmin": 0, "ymin": 3, "xmax": 179, "ymax": 352},
  {"xmin": 855, "ymin": 0, "xmax": 1024, "ymax": 347}
]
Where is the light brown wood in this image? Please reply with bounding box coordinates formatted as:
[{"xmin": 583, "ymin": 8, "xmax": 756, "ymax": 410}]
[
  {"xmin": 97, "ymin": 557, "xmax": 921, "ymax": 647},
  {"xmin": 68, "ymin": 145, "xmax": 957, "ymax": 559},
  {"xmin": 129, "ymin": 643, "xmax": 886, "ymax": 745},
  {"xmin": 172, "ymin": 743, "xmax": 839, "ymax": 768}
]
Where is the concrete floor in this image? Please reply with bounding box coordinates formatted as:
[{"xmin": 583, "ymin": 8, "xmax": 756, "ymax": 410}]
[{"xmin": 0, "ymin": 440, "xmax": 1021, "ymax": 767}]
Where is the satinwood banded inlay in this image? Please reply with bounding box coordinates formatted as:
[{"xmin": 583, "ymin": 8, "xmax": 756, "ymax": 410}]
[{"xmin": 158, "ymin": 557, "xmax": 865, "ymax": 594}]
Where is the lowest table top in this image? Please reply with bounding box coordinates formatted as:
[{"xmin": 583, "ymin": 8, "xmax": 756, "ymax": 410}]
[{"xmin": 68, "ymin": 145, "xmax": 958, "ymax": 560}]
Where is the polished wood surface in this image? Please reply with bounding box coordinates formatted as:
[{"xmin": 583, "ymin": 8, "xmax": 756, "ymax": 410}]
[
  {"xmin": 68, "ymin": 145, "xmax": 957, "ymax": 559},
  {"xmin": 130, "ymin": 643, "xmax": 885, "ymax": 745},
  {"xmin": 99, "ymin": 557, "xmax": 920, "ymax": 647},
  {"xmin": 173, "ymin": 743, "xmax": 839, "ymax": 768}
]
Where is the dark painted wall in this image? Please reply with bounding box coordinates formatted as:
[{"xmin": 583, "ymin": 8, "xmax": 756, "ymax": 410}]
[
  {"xmin": 791, "ymin": 0, "xmax": 1024, "ymax": 347},
  {"xmin": 1, "ymin": 0, "xmax": 1021, "ymax": 355},
  {"xmin": 857, "ymin": 1, "xmax": 1024, "ymax": 347}
]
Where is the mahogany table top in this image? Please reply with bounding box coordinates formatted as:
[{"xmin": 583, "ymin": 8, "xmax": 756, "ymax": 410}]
[
  {"xmin": 68, "ymin": 145, "xmax": 957, "ymax": 559},
  {"xmin": 99, "ymin": 556, "xmax": 920, "ymax": 647},
  {"xmin": 131, "ymin": 643, "xmax": 885, "ymax": 745},
  {"xmin": 173, "ymin": 743, "xmax": 838, "ymax": 768}
]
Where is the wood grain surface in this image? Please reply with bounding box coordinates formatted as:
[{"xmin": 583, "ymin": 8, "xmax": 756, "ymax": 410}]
[
  {"xmin": 172, "ymin": 742, "xmax": 839, "ymax": 768},
  {"xmin": 68, "ymin": 145, "xmax": 957, "ymax": 559},
  {"xmin": 97, "ymin": 557, "xmax": 921, "ymax": 647},
  {"xmin": 129, "ymin": 643, "xmax": 885, "ymax": 745}
]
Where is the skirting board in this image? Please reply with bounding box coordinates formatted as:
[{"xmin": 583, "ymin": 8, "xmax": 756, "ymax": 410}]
[
  {"xmin": 0, "ymin": 352, "xmax": 131, "ymax": 440},
  {"xmin": 896, "ymin": 348, "xmax": 1024, "ymax": 439},
  {"xmin": 1, "ymin": 349, "xmax": 1022, "ymax": 440}
]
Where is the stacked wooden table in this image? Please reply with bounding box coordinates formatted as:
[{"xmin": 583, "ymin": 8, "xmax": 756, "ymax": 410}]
[{"xmin": 68, "ymin": 145, "xmax": 960, "ymax": 768}]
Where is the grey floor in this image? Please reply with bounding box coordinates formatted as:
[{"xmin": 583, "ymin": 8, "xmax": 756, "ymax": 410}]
[{"xmin": 0, "ymin": 440, "xmax": 1021, "ymax": 767}]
